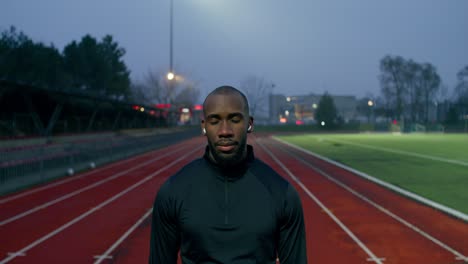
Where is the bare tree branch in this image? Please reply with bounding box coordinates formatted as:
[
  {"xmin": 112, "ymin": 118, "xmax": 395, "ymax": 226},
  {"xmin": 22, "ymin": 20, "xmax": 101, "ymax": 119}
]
[{"xmin": 240, "ymin": 75, "xmax": 274, "ymax": 117}]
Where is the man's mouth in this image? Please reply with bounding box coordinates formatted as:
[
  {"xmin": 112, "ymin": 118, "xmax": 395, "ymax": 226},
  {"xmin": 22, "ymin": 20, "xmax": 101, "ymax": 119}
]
[{"xmin": 216, "ymin": 142, "xmax": 237, "ymax": 152}]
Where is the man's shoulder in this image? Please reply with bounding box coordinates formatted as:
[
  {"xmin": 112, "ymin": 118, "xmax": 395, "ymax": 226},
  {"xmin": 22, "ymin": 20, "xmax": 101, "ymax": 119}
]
[
  {"xmin": 155, "ymin": 158, "xmax": 206, "ymax": 205},
  {"xmin": 161, "ymin": 158, "xmax": 206, "ymax": 188},
  {"xmin": 176, "ymin": 157, "xmax": 206, "ymax": 175},
  {"xmin": 250, "ymin": 158, "xmax": 290, "ymax": 192},
  {"xmin": 250, "ymin": 159, "xmax": 304, "ymax": 215},
  {"xmin": 251, "ymin": 158, "xmax": 285, "ymax": 179}
]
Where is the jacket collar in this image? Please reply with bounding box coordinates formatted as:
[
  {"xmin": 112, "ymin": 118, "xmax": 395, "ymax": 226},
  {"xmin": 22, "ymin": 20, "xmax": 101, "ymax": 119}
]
[{"xmin": 203, "ymin": 144, "xmax": 255, "ymax": 180}]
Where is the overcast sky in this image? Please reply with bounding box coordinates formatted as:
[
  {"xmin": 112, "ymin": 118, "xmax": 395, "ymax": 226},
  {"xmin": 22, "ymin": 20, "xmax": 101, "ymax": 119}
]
[{"xmin": 2, "ymin": 0, "xmax": 468, "ymax": 102}]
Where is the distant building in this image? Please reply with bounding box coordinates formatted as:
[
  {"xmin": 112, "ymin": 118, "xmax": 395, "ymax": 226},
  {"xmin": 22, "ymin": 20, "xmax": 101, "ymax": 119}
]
[{"xmin": 269, "ymin": 93, "xmax": 358, "ymax": 124}]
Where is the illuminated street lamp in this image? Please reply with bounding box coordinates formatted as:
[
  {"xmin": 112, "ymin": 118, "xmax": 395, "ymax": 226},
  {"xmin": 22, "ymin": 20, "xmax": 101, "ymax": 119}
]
[{"xmin": 167, "ymin": 72, "xmax": 175, "ymax": 80}]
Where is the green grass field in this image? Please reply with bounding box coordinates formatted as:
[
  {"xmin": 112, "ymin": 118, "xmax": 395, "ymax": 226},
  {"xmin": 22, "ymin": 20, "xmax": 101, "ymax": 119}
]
[{"xmin": 275, "ymin": 133, "xmax": 468, "ymax": 214}]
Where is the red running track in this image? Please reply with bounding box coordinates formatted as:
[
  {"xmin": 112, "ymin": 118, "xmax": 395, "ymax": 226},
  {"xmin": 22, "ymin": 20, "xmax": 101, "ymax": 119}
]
[
  {"xmin": 0, "ymin": 135, "xmax": 467, "ymax": 263},
  {"xmin": 253, "ymin": 137, "xmax": 467, "ymax": 263}
]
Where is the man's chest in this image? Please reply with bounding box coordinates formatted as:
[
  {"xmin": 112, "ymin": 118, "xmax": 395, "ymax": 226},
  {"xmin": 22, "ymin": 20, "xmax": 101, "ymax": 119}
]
[{"xmin": 178, "ymin": 178, "xmax": 280, "ymax": 247}]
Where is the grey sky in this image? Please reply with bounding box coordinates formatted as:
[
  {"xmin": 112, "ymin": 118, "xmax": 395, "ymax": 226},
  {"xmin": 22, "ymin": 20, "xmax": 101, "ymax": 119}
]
[{"xmin": 2, "ymin": 0, "xmax": 467, "ymax": 102}]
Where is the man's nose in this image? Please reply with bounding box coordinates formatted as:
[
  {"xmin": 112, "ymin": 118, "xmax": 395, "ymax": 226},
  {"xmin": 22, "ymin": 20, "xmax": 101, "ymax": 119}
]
[{"xmin": 218, "ymin": 121, "xmax": 233, "ymax": 137}]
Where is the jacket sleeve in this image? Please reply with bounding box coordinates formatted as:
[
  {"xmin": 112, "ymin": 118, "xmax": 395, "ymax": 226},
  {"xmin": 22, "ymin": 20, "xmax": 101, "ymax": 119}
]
[
  {"xmin": 277, "ymin": 184, "xmax": 308, "ymax": 264},
  {"xmin": 149, "ymin": 180, "xmax": 180, "ymax": 264}
]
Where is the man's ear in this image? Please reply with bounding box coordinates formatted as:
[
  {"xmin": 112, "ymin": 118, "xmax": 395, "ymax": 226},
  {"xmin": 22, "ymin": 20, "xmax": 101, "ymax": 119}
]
[
  {"xmin": 201, "ymin": 120, "xmax": 206, "ymax": 135},
  {"xmin": 247, "ymin": 117, "xmax": 254, "ymax": 133}
]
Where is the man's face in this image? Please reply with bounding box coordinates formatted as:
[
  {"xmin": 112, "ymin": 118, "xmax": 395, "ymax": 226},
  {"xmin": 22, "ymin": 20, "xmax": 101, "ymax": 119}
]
[{"xmin": 202, "ymin": 93, "xmax": 252, "ymax": 167}]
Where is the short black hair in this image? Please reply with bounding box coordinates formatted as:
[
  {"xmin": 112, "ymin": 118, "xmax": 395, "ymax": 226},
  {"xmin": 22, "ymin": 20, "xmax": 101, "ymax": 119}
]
[{"xmin": 203, "ymin": 86, "xmax": 250, "ymax": 115}]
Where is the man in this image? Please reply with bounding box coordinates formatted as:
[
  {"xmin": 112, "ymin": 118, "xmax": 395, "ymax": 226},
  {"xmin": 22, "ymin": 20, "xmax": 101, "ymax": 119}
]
[{"xmin": 149, "ymin": 86, "xmax": 307, "ymax": 263}]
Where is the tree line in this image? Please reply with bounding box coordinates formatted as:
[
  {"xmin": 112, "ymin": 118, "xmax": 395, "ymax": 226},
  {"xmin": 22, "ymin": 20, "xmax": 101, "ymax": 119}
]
[
  {"xmin": 376, "ymin": 55, "xmax": 467, "ymax": 125},
  {"xmin": 0, "ymin": 26, "xmax": 131, "ymax": 100},
  {"xmin": 0, "ymin": 26, "xmax": 201, "ymax": 107}
]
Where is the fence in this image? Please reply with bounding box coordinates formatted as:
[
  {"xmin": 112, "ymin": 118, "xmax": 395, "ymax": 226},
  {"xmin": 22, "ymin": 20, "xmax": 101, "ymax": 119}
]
[{"xmin": 0, "ymin": 128, "xmax": 199, "ymax": 195}]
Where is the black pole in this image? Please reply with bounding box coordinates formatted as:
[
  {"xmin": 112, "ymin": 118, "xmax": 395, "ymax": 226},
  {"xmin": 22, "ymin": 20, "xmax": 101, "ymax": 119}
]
[{"xmin": 169, "ymin": 0, "xmax": 173, "ymax": 74}]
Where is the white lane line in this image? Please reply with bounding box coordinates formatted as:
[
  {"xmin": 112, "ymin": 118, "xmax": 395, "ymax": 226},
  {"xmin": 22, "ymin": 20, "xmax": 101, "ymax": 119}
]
[
  {"xmin": 94, "ymin": 208, "xmax": 153, "ymax": 264},
  {"xmin": 0, "ymin": 146, "xmax": 201, "ymax": 264},
  {"xmin": 0, "ymin": 144, "xmax": 184, "ymax": 204},
  {"xmin": 273, "ymin": 139, "xmax": 468, "ymax": 261},
  {"xmin": 456, "ymin": 256, "xmax": 468, "ymax": 262},
  {"xmin": 274, "ymin": 137, "xmax": 468, "ymax": 222},
  {"xmin": 257, "ymin": 141, "xmax": 384, "ymax": 264},
  {"xmin": 367, "ymin": 257, "xmax": 386, "ymax": 262},
  {"xmin": 324, "ymin": 138, "xmax": 468, "ymax": 167},
  {"xmin": 0, "ymin": 146, "xmax": 185, "ymax": 226},
  {"xmin": 93, "ymin": 255, "xmax": 113, "ymax": 260}
]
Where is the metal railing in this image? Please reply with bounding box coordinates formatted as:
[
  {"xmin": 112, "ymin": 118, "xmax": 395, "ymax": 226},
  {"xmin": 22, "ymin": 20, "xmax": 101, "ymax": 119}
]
[{"xmin": 0, "ymin": 128, "xmax": 198, "ymax": 195}]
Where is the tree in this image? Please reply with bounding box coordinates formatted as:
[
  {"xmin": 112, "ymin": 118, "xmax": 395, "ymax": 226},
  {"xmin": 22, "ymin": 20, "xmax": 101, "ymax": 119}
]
[
  {"xmin": 99, "ymin": 35, "xmax": 131, "ymax": 99},
  {"xmin": 0, "ymin": 27, "xmax": 131, "ymax": 99},
  {"xmin": 63, "ymin": 34, "xmax": 130, "ymax": 99},
  {"xmin": 405, "ymin": 60, "xmax": 423, "ymax": 123},
  {"xmin": 315, "ymin": 92, "xmax": 338, "ymax": 128},
  {"xmin": 0, "ymin": 26, "xmax": 68, "ymax": 90},
  {"xmin": 138, "ymin": 70, "xmax": 178, "ymax": 104},
  {"xmin": 174, "ymin": 84, "xmax": 200, "ymax": 107},
  {"xmin": 379, "ymin": 55, "xmax": 407, "ymax": 121},
  {"xmin": 133, "ymin": 70, "xmax": 201, "ymax": 107},
  {"xmin": 379, "ymin": 55, "xmax": 441, "ymax": 124},
  {"xmin": 129, "ymin": 81, "xmax": 152, "ymax": 105},
  {"xmin": 420, "ymin": 63, "xmax": 440, "ymax": 122},
  {"xmin": 239, "ymin": 75, "xmax": 274, "ymax": 118},
  {"xmin": 445, "ymin": 105, "xmax": 459, "ymax": 125},
  {"xmin": 0, "ymin": 26, "xmax": 31, "ymax": 80},
  {"xmin": 455, "ymin": 66, "xmax": 468, "ymax": 110},
  {"xmin": 453, "ymin": 65, "xmax": 468, "ymax": 129}
]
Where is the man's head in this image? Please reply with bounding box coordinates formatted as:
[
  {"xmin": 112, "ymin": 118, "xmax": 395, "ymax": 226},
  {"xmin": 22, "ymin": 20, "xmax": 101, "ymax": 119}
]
[{"xmin": 201, "ymin": 86, "xmax": 253, "ymax": 167}]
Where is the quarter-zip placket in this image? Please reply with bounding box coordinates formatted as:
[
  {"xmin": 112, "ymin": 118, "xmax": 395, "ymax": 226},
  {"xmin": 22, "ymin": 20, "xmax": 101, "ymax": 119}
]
[{"xmin": 224, "ymin": 174, "xmax": 229, "ymax": 224}]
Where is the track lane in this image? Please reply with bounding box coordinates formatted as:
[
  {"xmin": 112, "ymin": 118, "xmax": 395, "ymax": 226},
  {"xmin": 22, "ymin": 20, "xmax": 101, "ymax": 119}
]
[
  {"xmin": 261, "ymin": 137, "xmax": 467, "ymax": 263},
  {"xmin": 0, "ymin": 152, "xmax": 146, "ymax": 204},
  {"xmin": 102, "ymin": 210, "xmax": 154, "ymax": 264},
  {"xmin": 0, "ymin": 138, "xmax": 203, "ymax": 263},
  {"xmin": 0, "ymin": 145, "xmax": 189, "ymax": 227},
  {"xmin": 251, "ymin": 138, "xmax": 380, "ymax": 263},
  {"xmin": 0, "ymin": 143, "xmax": 187, "ymax": 219},
  {"xmin": 12, "ymin": 151, "xmax": 201, "ymax": 264},
  {"xmin": 272, "ymin": 137, "xmax": 468, "ymax": 259},
  {"xmin": 93, "ymin": 207, "xmax": 153, "ymax": 264}
]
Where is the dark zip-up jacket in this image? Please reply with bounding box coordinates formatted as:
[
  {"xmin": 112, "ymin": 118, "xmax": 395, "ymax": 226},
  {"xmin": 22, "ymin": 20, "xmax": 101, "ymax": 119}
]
[{"xmin": 149, "ymin": 145, "xmax": 307, "ymax": 264}]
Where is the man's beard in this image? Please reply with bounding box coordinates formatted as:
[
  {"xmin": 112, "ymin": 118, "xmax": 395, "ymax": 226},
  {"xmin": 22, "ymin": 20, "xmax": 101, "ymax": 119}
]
[{"xmin": 210, "ymin": 138, "xmax": 247, "ymax": 168}]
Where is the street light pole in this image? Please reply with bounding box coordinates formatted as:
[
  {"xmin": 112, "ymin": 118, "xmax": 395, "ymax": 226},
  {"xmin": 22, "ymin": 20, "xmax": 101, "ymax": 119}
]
[
  {"xmin": 166, "ymin": 0, "xmax": 175, "ymax": 81},
  {"xmin": 368, "ymin": 99, "xmax": 375, "ymax": 125},
  {"xmin": 167, "ymin": 0, "xmax": 175, "ymax": 126},
  {"xmin": 169, "ymin": 0, "xmax": 174, "ymax": 76}
]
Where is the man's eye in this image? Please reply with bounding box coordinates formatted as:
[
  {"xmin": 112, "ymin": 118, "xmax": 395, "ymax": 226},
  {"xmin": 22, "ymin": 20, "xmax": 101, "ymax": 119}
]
[
  {"xmin": 209, "ymin": 120, "xmax": 219, "ymax": 125},
  {"xmin": 231, "ymin": 119, "xmax": 241, "ymax": 123}
]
